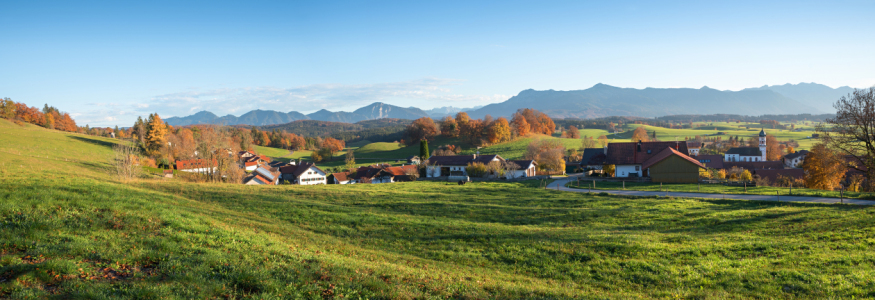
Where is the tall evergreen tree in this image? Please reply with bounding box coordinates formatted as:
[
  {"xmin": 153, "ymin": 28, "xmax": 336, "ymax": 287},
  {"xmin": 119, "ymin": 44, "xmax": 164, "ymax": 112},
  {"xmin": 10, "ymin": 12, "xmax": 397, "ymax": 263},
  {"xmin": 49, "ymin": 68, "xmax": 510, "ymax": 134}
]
[{"xmin": 420, "ymin": 139, "xmax": 429, "ymax": 160}]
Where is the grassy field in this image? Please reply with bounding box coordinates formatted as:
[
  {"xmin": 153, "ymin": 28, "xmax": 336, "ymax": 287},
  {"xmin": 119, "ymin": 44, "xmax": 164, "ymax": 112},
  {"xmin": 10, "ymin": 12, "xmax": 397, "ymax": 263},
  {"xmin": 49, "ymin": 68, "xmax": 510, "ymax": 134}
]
[
  {"xmin": 4, "ymin": 119, "xmax": 875, "ymax": 298},
  {"xmin": 565, "ymin": 180, "xmax": 875, "ymax": 200},
  {"xmin": 354, "ymin": 142, "xmax": 404, "ymax": 156},
  {"xmin": 618, "ymin": 124, "xmax": 818, "ymax": 150},
  {"xmin": 252, "ymin": 145, "xmax": 312, "ymax": 163},
  {"xmin": 462, "ymin": 135, "xmax": 622, "ymax": 160}
]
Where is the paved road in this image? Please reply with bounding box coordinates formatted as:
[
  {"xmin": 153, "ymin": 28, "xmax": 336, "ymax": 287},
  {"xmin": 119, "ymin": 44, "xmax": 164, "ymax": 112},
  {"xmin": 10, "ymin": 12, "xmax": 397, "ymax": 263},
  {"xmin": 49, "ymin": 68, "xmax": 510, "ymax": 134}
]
[{"xmin": 547, "ymin": 176, "xmax": 875, "ymax": 206}]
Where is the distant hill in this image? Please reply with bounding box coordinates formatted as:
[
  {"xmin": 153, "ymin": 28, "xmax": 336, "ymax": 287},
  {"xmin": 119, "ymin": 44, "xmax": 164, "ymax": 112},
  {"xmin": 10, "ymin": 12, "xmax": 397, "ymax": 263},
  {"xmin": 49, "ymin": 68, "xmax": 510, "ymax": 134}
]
[
  {"xmin": 305, "ymin": 109, "xmax": 361, "ymax": 123},
  {"xmin": 425, "ymin": 105, "xmax": 484, "ymax": 118},
  {"xmin": 166, "ymin": 102, "xmax": 428, "ymax": 126},
  {"xmin": 165, "ymin": 110, "xmax": 308, "ymax": 126},
  {"xmin": 466, "ymin": 84, "xmax": 824, "ymax": 119},
  {"xmin": 742, "ymin": 83, "xmax": 855, "ymax": 113},
  {"xmin": 260, "ymin": 118, "xmax": 410, "ymax": 142},
  {"xmin": 353, "ymin": 102, "xmax": 429, "ymax": 120}
]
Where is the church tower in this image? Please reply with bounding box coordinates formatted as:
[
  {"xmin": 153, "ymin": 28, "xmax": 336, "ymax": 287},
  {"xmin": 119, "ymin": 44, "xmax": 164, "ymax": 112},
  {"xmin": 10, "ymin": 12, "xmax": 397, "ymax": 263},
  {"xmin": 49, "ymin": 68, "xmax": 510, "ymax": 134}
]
[{"xmin": 758, "ymin": 129, "xmax": 767, "ymax": 162}]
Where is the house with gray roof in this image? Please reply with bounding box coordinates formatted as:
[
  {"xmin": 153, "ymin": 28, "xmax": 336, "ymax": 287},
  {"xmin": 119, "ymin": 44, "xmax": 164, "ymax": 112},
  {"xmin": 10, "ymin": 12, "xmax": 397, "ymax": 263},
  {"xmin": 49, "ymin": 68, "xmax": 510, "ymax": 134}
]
[
  {"xmin": 725, "ymin": 129, "xmax": 768, "ymax": 162},
  {"xmin": 425, "ymin": 153, "xmax": 504, "ymax": 178},
  {"xmin": 782, "ymin": 150, "xmax": 809, "ymax": 168}
]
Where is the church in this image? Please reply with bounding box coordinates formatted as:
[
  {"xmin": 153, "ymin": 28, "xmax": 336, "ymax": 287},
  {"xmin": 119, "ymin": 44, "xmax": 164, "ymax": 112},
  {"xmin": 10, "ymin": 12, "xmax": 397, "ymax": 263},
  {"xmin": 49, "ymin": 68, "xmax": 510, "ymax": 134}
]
[{"xmin": 724, "ymin": 130, "xmax": 767, "ymax": 162}]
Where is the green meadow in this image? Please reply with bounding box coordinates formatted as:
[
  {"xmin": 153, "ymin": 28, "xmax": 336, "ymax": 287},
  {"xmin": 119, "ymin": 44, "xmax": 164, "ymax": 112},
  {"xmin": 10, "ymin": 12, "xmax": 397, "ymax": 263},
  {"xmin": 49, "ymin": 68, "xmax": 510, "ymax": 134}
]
[
  {"xmin": 3, "ymin": 119, "xmax": 875, "ymax": 299},
  {"xmin": 564, "ymin": 181, "xmax": 875, "ymax": 200}
]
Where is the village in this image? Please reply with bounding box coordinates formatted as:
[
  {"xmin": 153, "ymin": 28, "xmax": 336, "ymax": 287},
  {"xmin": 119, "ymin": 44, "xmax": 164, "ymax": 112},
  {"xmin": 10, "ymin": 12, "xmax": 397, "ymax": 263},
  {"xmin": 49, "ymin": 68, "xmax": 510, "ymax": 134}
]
[{"xmin": 169, "ymin": 121, "xmax": 848, "ymax": 195}]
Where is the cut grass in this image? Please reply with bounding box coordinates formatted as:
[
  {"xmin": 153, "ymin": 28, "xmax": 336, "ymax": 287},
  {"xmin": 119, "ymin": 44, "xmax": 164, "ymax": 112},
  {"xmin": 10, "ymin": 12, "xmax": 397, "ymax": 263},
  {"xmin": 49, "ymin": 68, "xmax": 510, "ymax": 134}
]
[{"xmin": 3, "ymin": 119, "xmax": 875, "ymax": 298}]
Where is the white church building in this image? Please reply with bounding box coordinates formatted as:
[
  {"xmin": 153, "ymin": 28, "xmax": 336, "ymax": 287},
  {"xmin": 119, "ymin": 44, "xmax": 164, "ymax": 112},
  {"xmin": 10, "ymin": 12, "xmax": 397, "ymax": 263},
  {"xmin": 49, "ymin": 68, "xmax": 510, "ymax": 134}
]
[{"xmin": 724, "ymin": 129, "xmax": 767, "ymax": 162}]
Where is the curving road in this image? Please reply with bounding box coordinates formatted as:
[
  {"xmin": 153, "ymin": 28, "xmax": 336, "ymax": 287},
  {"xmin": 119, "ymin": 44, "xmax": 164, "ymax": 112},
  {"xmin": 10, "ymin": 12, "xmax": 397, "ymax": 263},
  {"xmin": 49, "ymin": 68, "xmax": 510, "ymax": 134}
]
[{"xmin": 547, "ymin": 176, "xmax": 875, "ymax": 206}]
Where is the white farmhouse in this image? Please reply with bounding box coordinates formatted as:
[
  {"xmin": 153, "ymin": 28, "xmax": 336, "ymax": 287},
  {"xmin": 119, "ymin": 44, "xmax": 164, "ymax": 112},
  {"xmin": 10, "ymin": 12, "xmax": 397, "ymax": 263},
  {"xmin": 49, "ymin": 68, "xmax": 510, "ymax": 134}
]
[
  {"xmin": 505, "ymin": 160, "xmax": 537, "ymax": 179},
  {"xmin": 782, "ymin": 150, "xmax": 809, "ymax": 168},
  {"xmin": 425, "ymin": 154, "xmax": 504, "ymax": 178},
  {"xmin": 280, "ymin": 162, "xmax": 327, "ymax": 185}
]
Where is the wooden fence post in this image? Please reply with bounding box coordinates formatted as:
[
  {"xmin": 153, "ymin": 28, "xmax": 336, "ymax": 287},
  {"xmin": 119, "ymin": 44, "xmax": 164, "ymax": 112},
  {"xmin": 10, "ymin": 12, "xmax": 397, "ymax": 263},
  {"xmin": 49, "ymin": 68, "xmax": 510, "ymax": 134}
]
[
  {"xmin": 744, "ymin": 182, "xmax": 747, "ymax": 193},
  {"xmin": 841, "ymin": 187, "xmax": 844, "ymax": 204},
  {"xmin": 623, "ymin": 181, "xmax": 625, "ymax": 190}
]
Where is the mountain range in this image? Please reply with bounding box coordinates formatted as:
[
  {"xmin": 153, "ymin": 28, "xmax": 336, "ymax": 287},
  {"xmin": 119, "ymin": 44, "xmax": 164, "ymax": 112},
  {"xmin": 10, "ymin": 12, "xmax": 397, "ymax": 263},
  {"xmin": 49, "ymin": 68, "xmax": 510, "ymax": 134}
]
[
  {"xmin": 464, "ymin": 83, "xmax": 848, "ymax": 119},
  {"xmin": 165, "ymin": 102, "xmax": 431, "ymax": 126},
  {"xmin": 424, "ymin": 106, "xmax": 485, "ymax": 118},
  {"xmin": 741, "ymin": 83, "xmax": 854, "ymax": 113},
  {"xmin": 164, "ymin": 83, "xmax": 853, "ymax": 126}
]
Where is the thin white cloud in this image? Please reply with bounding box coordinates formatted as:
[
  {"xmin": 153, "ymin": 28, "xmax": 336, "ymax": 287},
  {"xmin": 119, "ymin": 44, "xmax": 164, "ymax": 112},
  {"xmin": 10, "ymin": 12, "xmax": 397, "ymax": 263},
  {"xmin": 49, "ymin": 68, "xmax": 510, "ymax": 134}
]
[
  {"xmin": 146, "ymin": 78, "xmax": 508, "ymax": 118},
  {"xmin": 72, "ymin": 78, "xmax": 511, "ymax": 127}
]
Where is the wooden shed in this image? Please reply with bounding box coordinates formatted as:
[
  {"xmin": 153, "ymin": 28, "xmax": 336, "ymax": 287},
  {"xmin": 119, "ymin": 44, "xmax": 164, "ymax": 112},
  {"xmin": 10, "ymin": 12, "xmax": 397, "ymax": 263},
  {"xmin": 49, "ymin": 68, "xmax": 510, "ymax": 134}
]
[{"xmin": 642, "ymin": 147, "xmax": 706, "ymax": 183}]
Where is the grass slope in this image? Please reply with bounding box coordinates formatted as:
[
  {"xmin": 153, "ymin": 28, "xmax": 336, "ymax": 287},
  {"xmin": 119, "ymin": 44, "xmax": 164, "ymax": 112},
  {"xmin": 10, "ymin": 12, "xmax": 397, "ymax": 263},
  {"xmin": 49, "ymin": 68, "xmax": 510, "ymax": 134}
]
[
  {"xmin": 565, "ymin": 181, "xmax": 875, "ymax": 200},
  {"xmin": 354, "ymin": 142, "xmax": 404, "ymax": 156},
  {"xmin": 2, "ymin": 119, "xmax": 875, "ymax": 298},
  {"xmin": 464, "ymin": 136, "xmax": 612, "ymax": 160}
]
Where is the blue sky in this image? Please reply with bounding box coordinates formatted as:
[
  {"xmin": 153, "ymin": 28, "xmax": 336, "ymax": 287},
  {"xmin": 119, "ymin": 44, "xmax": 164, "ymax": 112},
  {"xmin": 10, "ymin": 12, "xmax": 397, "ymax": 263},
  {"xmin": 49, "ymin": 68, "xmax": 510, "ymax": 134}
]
[{"xmin": 2, "ymin": 0, "xmax": 873, "ymax": 127}]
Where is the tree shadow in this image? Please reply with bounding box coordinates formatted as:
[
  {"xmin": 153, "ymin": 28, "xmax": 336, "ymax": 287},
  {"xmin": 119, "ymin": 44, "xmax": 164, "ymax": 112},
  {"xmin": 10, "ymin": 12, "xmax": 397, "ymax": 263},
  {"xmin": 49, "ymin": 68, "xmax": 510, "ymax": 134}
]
[{"xmin": 68, "ymin": 136, "xmax": 117, "ymax": 149}]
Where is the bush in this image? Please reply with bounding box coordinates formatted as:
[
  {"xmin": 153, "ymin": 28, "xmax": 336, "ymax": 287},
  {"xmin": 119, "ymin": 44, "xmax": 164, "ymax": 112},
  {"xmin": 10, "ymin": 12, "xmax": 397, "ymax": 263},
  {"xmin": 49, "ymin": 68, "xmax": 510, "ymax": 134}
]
[{"xmin": 466, "ymin": 162, "xmax": 488, "ymax": 178}]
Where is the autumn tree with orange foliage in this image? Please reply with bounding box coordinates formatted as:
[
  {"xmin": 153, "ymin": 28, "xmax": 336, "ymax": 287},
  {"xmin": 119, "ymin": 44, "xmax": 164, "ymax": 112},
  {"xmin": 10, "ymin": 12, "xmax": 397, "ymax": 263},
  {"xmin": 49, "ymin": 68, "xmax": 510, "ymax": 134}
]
[
  {"xmin": 563, "ymin": 126, "xmax": 580, "ymax": 138},
  {"xmin": 487, "ymin": 117, "xmax": 512, "ymax": 144},
  {"xmin": 405, "ymin": 117, "xmax": 439, "ymax": 145},
  {"xmin": 765, "ymin": 135, "xmax": 781, "ymax": 161},
  {"xmin": 2, "ymin": 99, "xmax": 78, "ymax": 132},
  {"xmin": 802, "ymin": 143, "xmax": 847, "ymax": 190},
  {"xmin": 510, "ymin": 113, "xmax": 530, "ymax": 137},
  {"xmin": 15, "ymin": 102, "xmax": 45, "ymax": 126},
  {"xmin": 440, "ymin": 116, "xmax": 459, "ymax": 137},
  {"xmin": 524, "ymin": 138, "xmax": 565, "ymax": 172},
  {"xmin": 145, "ymin": 114, "xmax": 169, "ymax": 154},
  {"xmin": 321, "ymin": 137, "xmax": 346, "ymax": 156},
  {"xmin": 513, "ymin": 108, "xmax": 554, "ymax": 136},
  {"xmin": 630, "ymin": 126, "xmax": 650, "ymax": 142}
]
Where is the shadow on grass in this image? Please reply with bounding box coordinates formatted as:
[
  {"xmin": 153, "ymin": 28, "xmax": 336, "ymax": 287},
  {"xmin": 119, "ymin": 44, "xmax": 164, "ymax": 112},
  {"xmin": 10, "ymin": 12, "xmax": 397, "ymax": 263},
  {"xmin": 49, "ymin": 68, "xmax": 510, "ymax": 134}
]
[{"xmin": 69, "ymin": 136, "xmax": 117, "ymax": 149}]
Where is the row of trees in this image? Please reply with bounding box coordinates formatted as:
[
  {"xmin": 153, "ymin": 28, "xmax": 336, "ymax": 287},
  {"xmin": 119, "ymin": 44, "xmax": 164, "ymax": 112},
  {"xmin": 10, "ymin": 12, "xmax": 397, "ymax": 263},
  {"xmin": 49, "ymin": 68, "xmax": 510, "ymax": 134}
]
[
  {"xmin": 0, "ymin": 99, "xmax": 78, "ymax": 132},
  {"xmin": 405, "ymin": 108, "xmax": 556, "ymax": 147}
]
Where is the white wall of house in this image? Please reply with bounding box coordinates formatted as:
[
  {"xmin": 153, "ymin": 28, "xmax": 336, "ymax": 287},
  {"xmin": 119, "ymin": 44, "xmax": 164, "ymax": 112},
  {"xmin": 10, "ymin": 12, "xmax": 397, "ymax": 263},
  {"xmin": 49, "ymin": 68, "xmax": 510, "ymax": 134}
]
[
  {"xmin": 689, "ymin": 148, "xmax": 700, "ymax": 156},
  {"xmin": 369, "ymin": 176, "xmax": 394, "ymax": 184},
  {"xmin": 244, "ymin": 165, "xmax": 257, "ymax": 172},
  {"xmin": 723, "ymin": 154, "xmax": 761, "ymax": 162},
  {"xmin": 784, "ymin": 155, "xmax": 805, "ymax": 167},
  {"xmin": 507, "ymin": 164, "xmax": 536, "ymax": 178},
  {"xmin": 427, "ymin": 165, "xmax": 467, "ymax": 177},
  {"xmin": 616, "ymin": 165, "xmax": 642, "ymax": 177},
  {"xmin": 179, "ymin": 167, "xmax": 216, "ymax": 173},
  {"xmin": 297, "ymin": 167, "xmax": 326, "ymax": 185},
  {"xmin": 334, "ymin": 178, "xmax": 355, "ymax": 184},
  {"xmin": 507, "ymin": 169, "xmax": 527, "ymax": 179}
]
